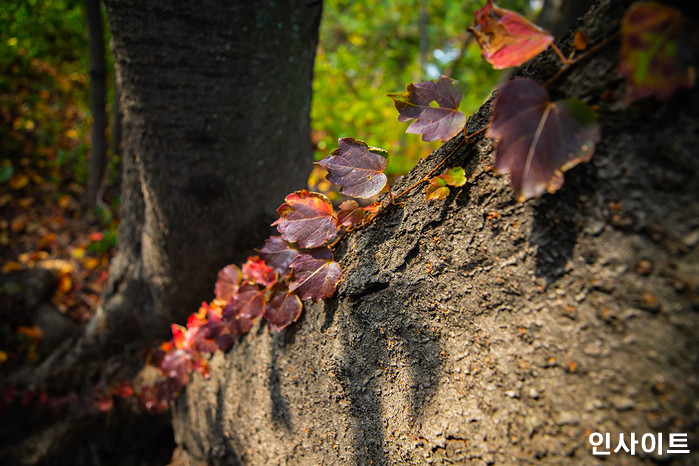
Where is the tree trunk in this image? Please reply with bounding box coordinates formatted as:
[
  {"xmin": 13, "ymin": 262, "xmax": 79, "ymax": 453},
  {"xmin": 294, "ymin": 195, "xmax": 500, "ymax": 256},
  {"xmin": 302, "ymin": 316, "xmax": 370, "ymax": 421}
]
[
  {"xmin": 172, "ymin": 1, "xmax": 699, "ymax": 464},
  {"xmin": 2, "ymin": 1, "xmax": 321, "ymax": 463},
  {"xmin": 537, "ymin": 0, "xmax": 595, "ymax": 40},
  {"xmin": 85, "ymin": 0, "xmax": 107, "ymax": 210}
]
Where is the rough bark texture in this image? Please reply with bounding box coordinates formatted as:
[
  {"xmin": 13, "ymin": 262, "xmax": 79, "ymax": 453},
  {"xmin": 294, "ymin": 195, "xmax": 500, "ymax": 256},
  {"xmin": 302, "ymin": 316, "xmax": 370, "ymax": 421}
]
[{"xmin": 173, "ymin": 1, "xmax": 699, "ymax": 464}]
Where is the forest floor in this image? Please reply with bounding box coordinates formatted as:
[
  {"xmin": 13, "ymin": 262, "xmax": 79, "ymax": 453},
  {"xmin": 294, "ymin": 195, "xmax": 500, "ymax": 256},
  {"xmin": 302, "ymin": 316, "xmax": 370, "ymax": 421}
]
[{"xmin": 0, "ymin": 53, "xmax": 119, "ymax": 402}]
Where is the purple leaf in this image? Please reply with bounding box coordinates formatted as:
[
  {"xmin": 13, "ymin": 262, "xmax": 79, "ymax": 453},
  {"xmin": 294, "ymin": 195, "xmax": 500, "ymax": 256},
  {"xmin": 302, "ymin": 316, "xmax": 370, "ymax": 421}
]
[
  {"xmin": 317, "ymin": 138, "xmax": 388, "ymax": 199},
  {"xmin": 289, "ymin": 247, "xmax": 342, "ymax": 302},
  {"xmin": 259, "ymin": 236, "xmax": 299, "ymax": 276},
  {"xmin": 228, "ymin": 284, "xmax": 265, "ymax": 320},
  {"xmin": 265, "ymin": 290, "xmax": 303, "ymax": 332},
  {"xmin": 488, "ymin": 77, "xmax": 600, "ymax": 201},
  {"xmin": 388, "ymin": 76, "xmax": 466, "ymax": 142},
  {"xmin": 160, "ymin": 349, "xmax": 193, "ymax": 386},
  {"xmin": 272, "ymin": 190, "xmax": 338, "ymax": 249}
]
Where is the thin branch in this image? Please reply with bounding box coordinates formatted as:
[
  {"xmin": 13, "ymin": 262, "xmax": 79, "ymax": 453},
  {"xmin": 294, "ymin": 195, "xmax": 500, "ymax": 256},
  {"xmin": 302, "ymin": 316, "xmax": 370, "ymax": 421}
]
[
  {"xmin": 543, "ymin": 32, "xmax": 619, "ymax": 88},
  {"xmin": 549, "ymin": 42, "xmax": 569, "ymax": 66}
]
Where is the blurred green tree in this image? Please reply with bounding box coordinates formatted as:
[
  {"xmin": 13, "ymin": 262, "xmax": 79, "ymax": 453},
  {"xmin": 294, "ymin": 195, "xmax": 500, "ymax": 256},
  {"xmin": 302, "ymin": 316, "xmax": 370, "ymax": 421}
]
[{"xmin": 311, "ymin": 0, "xmax": 535, "ymax": 175}]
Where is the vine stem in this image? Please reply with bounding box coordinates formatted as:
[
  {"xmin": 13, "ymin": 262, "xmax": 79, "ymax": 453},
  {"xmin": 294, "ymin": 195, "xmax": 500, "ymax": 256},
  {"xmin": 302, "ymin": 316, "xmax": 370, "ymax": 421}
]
[
  {"xmin": 395, "ymin": 125, "xmax": 488, "ymax": 201},
  {"xmin": 327, "ymin": 29, "xmax": 617, "ymax": 252},
  {"xmin": 328, "ymin": 125, "xmax": 489, "ymax": 251},
  {"xmin": 549, "ymin": 42, "xmax": 569, "ymax": 66},
  {"xmin": 543, "ymin": 32, "xmax": 619, "ymax": 88}
]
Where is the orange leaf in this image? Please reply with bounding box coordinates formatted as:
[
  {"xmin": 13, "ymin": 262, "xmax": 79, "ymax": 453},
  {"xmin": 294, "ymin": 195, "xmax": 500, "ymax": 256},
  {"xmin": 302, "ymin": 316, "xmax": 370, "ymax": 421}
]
[
  {"xmin": 57, "ymin": 274, "xmax": 72, "ymax": 294},
  {"xmin": 8, "ymin": 174, "xmax": 29, "ymax": 190},
  {"xmin": 2, "ymin": 261, "xmax": 22, "ymax": 273},
  {"xmin": 17, "ymin": 326, "xmax": 44, "ymax": 341}
]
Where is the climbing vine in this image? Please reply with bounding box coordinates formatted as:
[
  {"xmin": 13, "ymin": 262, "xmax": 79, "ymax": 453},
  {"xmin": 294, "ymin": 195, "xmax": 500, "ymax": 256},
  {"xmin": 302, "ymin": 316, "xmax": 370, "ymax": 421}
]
[{"xmin": 4, "ymin": 1, "xmax": 694, "ymax": 416}]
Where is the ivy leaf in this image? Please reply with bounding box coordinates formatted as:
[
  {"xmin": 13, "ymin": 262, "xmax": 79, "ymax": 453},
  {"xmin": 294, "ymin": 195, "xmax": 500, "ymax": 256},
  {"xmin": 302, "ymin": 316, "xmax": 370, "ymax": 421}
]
[
  {"xmin": 289, "ymin": 248, "xmax": 342, "ymax": 302},
  {"xmin": 440, "ymin": 167, "xmax": 466, "ymax": 187},
  {"xmin": 160, "ymin": 349, "xmax": 193, "ymax": 386},
  {"xmin": 241, "ymin": 256, "xmax": 276, "ymax": 287},
  {"xmin": 387, "ymin": 76, "xmax": 466, "ymax": 142},
  {"xmin": 259, "ymin": 236, "xmax": 298, "ymax": 276},
  {"xmin": 470, "ymin": 0, "xmax": 554, "ymax": 69},
  {"xmin": 425, "ymin": 167, "xmax": 466, "ymax": 201},
  {"xmin": 488, "ymin": 78, "xmax": 600, "ymax": 201},
  {"xmin": 337, "ymin": 200, "xmax": 366, "ymax": 227},
  {"xmin": 229, "ymin": 284, "xmax": 265, "ymax": 320},
  {"xmin": 272, "ymin": 190, "xmax": 338, "ymax": 249},
  {"xmin": 619, "ymin": 2, "xmax": 696, "ymax": 103},
  {"xmin": 425, "ymin": 177, "xmax": 450, "ymax": 201},
  {"xmin": 221, "ymin": 301, "xmax": 254, "ymax": 335},
  {"xmin": 317, "ymin": 138, "xmax": 388, "ymax": 198},
  {"xmin": 265, "ymin": 290, "xmax": 303, "ymax": 332},
  {"xmin": 214, "ymin": 264, "xmax": 241, "ymax": 303}
]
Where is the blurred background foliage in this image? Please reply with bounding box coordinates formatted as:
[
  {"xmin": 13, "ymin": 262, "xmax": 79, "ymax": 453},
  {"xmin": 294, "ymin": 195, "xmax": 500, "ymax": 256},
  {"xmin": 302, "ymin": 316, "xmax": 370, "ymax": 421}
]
[{"xmin": 312, "ymin": 0, "xmax": 537, "ymax": 176}]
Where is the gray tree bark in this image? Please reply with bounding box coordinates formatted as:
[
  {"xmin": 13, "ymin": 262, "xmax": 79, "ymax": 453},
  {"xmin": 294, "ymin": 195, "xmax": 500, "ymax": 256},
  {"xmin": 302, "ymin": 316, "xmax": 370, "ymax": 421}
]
[
  {"xmin": 172, "ymin": 1, "xmax": 699, "ymax": 464},
  {"xmin": 2, "ymin": 1, "xmax": 322, "ymax": 464}
]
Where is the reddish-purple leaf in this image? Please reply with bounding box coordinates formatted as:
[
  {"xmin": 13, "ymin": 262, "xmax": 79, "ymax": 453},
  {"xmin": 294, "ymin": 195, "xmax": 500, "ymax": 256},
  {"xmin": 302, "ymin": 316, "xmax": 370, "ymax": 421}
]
[
  {"xmin": 241, "ymin": 256, "xmax": 276, "ymax": 287},
  {"xmin": 228, "ymin": 284, "xmax": 265, "ymax": 320},
  {"xmin": 488, "ymin": 78, "xmax": 600, "ymax": 201},
  {"xmin": 190, "ymin": 324, "xmax": 219, "ymax": 354},
  {"xmin": 265, "ymin": 290, "xmax": 303, "ymax": 332},
  {"xmin": 160, "ymin": 349, "xmax": 193, "ymax": 386},
  {"xmin": 337, "ymin": 200, "xmax": 366, "ymax": 227},
  {"xmin": 470, "ymin": 0, "xmax": 554, "ymax": 69},
  {"xmin": 317, "ymin": 138, "xmax": 388, "ymax": 198},
  {"xmin": 289, "ymin": 248, "xmax": 342, "ymax": 302},
  {"xmin": 619, "ymin": 2, "xmax": 696, "ymax": 103},
  {"xmin": 388, "ymin": 76, "xmax": 466, "ymax": 142},
  {"xmin": 259, "ymin": 236, "xmax": 299, "ymax": 276},
  {"xmin": 272, "ymin": 190, "xmax": 338, "ymax": 249},
  {"xmin": 214, "ymin": 264, "xmax": 241, "ymax": 302},
  {"xmin": 425, "ymin": 177, "xmax": 450, "ymax": 201},
  {"xmin": 221, "ymin": 302, "xmax": 254, "ymax": 336}
]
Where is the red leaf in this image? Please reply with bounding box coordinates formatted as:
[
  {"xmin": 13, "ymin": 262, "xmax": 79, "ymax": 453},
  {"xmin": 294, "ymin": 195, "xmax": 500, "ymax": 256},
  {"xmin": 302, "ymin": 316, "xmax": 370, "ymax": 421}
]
[
  {"xmin": 242, "ymin": 256, "xmax": 276, "ymax": 287},
  {"xmin": 337, "ymin": 200, "xmax": 366, "ymax": 227},
  {"xmin": 272, "ymin": 190, "xmax": 338, "ymax": 249},
  {"xmin": 171, "ymin": 324, "xmax": 187, "ymax": 350},
  {"xmin": 619, "ymin": 2, "xmax": 696, "ymax": 103},
  {"xmin": 259, "ymin": 236, "xmax": 298, "ymax": 276},
  {"xmin": 214, "ymin": 264, "xmax": 241, "ymax": 302},
  {"xmin": 317, "ymin": 138, "xmax": 388, "ymax": 198},
  {"xmin": 289, "ymin": 248, "xmax": 342, "ymax": 302},
  {"xmin": 265, "ymin": 290, "xmax": 303, "ymax": 332},
  {"xmin": 388, "ymin": 76, "xmax": 466, "ymax": 142},
  {"xmin": 488, "ymin": 78, "xmax": 600, "ymax": 201},
  {"xmin": 470, "ymin": 0, "xmax": 554, "ymax": 69}
]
